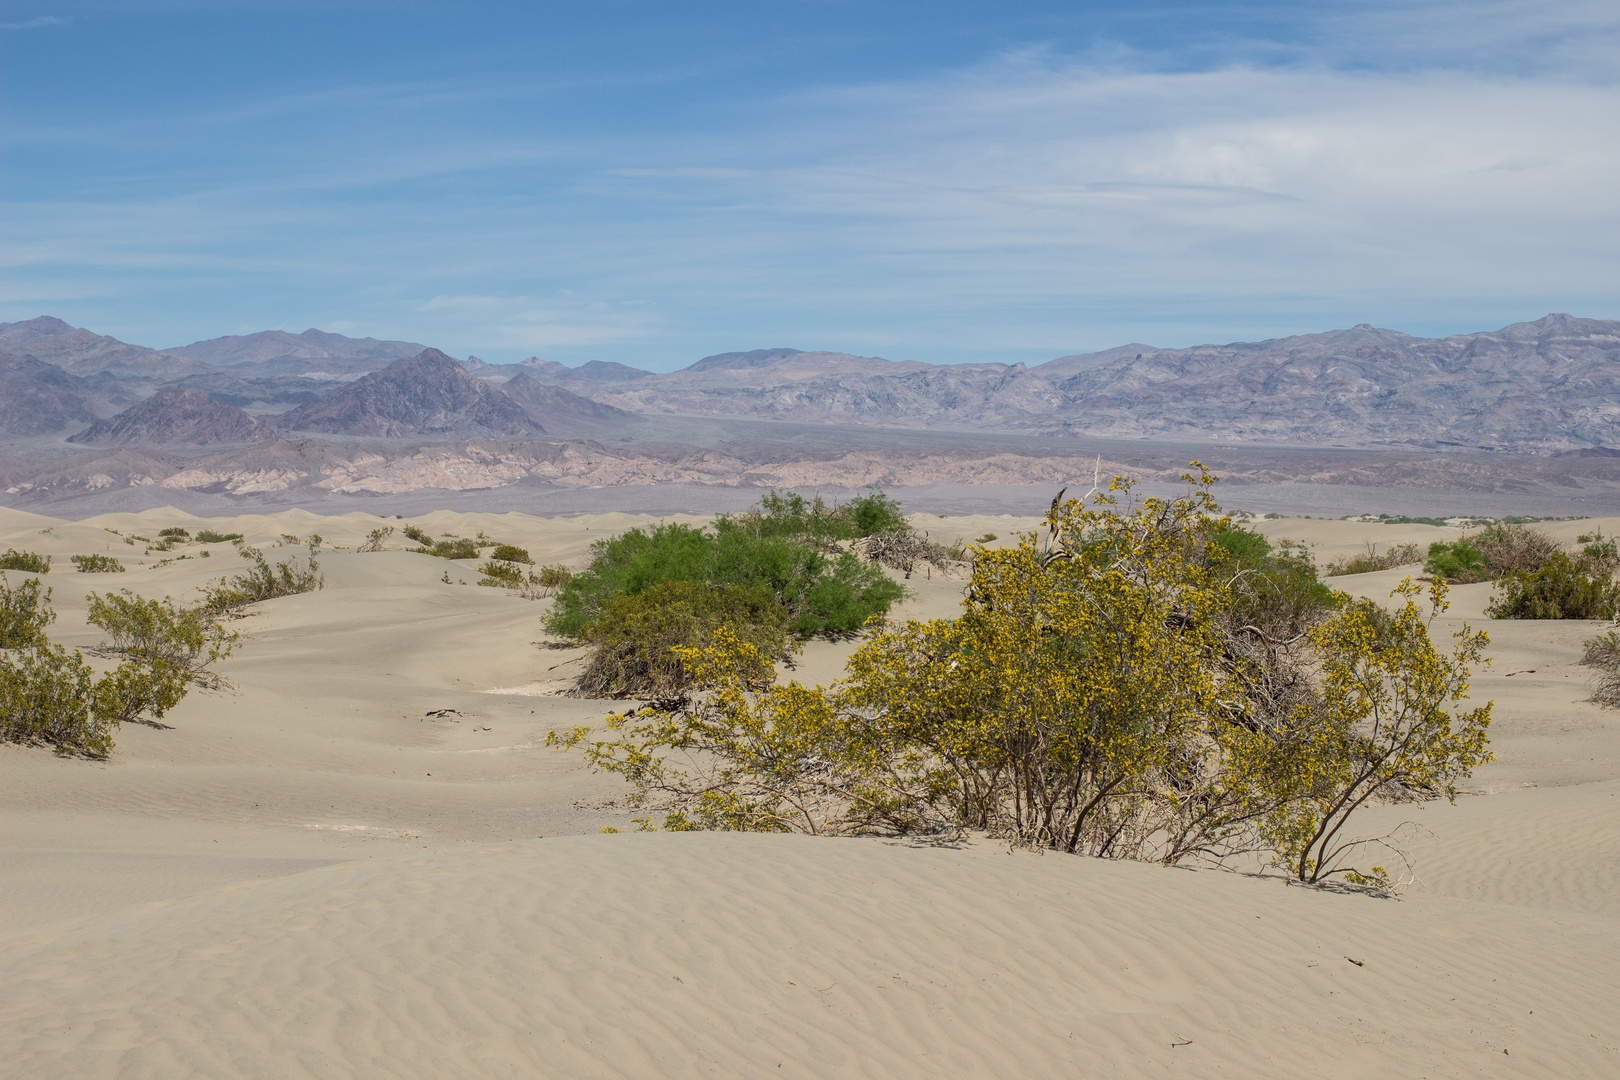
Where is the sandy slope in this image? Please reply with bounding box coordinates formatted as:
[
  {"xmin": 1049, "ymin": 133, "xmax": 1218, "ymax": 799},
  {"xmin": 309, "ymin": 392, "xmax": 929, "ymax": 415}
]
[{"xmin": 2, "ymin": 507, "xmax": 1617, "ymax": 1078}]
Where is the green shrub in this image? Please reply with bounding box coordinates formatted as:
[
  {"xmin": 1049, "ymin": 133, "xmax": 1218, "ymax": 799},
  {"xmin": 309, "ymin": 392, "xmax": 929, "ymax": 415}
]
[
  {"xmin": 402, "ymin": 524, "xmax": 433, "ymax": 545},
  {"xmin": 1425, "ymin": 539, "xmax": 1488, "ymax": 583},
  {"xmin": 357, "ymin": 526, "xmax": 393, "ymax": 552},
  {"xmin": 87, "ymin": 589, "xmax": 237, "ymax": 682},
  {"xmin": 0, "ymin": 549, "xmax": 50, "ymax": 574},
  {"xmin": 534, "ymin": 564, "xmax": 574, "ymax": 591},
  {"xmin": 414, "ymin": 537, "xmax": 480, "ymax": 559},
  {"xmin": 576, "ymin": 580, "xmax": 792, "ymax": 699},
  {"xmin": 0, "ymin": 574, "xmax": 55, "ymax": 648},
  {"xmin": 195, "ymin": 529, "xmax": 243, "ymax": 544},
  {"xmin": 200, "ymin": 542, "xmax": 323, "ymax": 615},
  {"xmin": 158, "ymin": 527, "xmax": 190, "ymax": 540},
  {"xmin": 1207, "ymin": 527, "xmax": 1338, "ymax": 637},
  {"xmin": 1487, "ymin": 552, "xmax": 1620, "ymax": 620},
  {"xmin": 490, "ymin": 544, "xmax": 532, "ymax": 564},
  {"xmin": 1579, "ymin": 529, "xmax": 1618, "ymax": 574},
  {"xmin": 477, "ymin": 560, "xmax": 525, "ymax": 586},
  {"xmin": 842, "ymin": 489, "xmax": 908, "ymax": 537},
  {"xmin": 1, "ymin": 582, "xmax": 195, "ymax": 758},
  {"xmin": 71, "ymin": 553, "xmax": 125, "ymax": 573},
  {"xmin": 545, "ymin": 519, "xmax": 903, "ymax": 642}
]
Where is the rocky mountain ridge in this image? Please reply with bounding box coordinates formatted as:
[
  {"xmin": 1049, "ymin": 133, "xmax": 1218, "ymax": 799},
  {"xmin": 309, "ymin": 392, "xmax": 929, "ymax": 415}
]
[{"xmin": 2, "ymin": 313, "xmax": 1615, "ymax": 453}]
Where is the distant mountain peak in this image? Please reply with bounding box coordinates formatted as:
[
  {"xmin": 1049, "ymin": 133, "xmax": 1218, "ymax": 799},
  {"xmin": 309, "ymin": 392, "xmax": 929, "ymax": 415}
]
[{"xmin": 67, "ymin": 387, "xmax": 271, "ymax": 447}]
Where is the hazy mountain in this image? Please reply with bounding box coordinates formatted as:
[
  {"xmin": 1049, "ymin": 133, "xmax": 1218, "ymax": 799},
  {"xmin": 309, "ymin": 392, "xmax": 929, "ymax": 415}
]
[
  {"xmin": 1029, "ymin": 314, "xmax": 1620, "ymax": 450},
  {"xmin": 166, "ymin": 328, "xmax": 429, "ymax": 378},
  {"xmin": 497, "ymin": 372, "xmax": 639, "ymax": 438},
  {"xmin": 571, "ymin": 316, "xmax": 1620, "ymax": 452},
  {"xmin": 0, "ymin": 350, "xmax": 101, "ymax": 436},
  {"xmin": 68, "ymin": 387, "xmax": 274, "ymax": 447},
  {"xmin": 277, "ymin": 348, "xmax": 545, "ymax": 438},
  {"xmin": 0, "ymin": 316, "xmax": 216, "ymax": 380},
  {"xmin": 165, "ymin": 371, "xmax": 334, "ymax": 409}
]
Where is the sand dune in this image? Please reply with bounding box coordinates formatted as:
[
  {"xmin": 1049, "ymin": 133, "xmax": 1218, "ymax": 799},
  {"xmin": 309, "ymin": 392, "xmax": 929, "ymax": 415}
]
[{"xmin": 2, "ymin": 506, "xmax": 1617, "ymax": 1077}]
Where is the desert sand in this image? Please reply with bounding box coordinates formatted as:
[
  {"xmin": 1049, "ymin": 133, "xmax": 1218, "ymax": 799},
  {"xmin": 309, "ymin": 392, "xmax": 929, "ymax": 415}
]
[{"xmin": 2, "ymin": 504, "xmax": 1617, "ymax": 1078}]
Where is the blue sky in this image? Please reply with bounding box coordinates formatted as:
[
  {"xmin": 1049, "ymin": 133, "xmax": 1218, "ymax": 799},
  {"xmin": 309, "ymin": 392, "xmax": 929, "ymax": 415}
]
[{"xmin": 2, "ymin": 1, "xmax": 1617, "ymax": 370}]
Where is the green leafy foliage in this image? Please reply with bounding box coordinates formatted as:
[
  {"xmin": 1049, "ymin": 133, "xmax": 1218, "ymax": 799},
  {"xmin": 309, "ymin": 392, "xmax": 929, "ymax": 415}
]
[
  {"xmin": 1424, "ymin": 539, "xmax": 1488, "ymax": 583},
  {"xmin": 477, "ymin": 560, "xmax": 525, "ymax": 586},
  {"xmin": 0, "ymin": 549, "xmax": 50, "ymax": 574},
  {"xmin": 1487, "ymin": 552, "xmax": 1620, "ymax": 620},
  {"xmin": 194, "ymin": 529, "xmax": 243, "ymax": 544},
  {"xmin": 71, "ymin": 553, "xmax": 125, "ymax": 573},
  {"xmin": 1, "ymin": 578, "xmax": 202, "ymax": 758},
  {"xmin": 158, "ymin": 527, "xmax": 190, "ymax": 540},
  {"xmin": 402, "ymin": 524, "xmax": 433, "ymax": 545},
  {"xmin": 87, "ymin": 589, "xmax": 238, "ymax": 683},
  {"xmin": 414, "ymin": 537, "xmax": 480, "ymax": 559},
  {"xmin": 490, "ymin": 544, "xmax": 532, "ymax": 564},
  {"xmin": 0, "ymin": 573, "xmax": 55, "ymax": 648}
]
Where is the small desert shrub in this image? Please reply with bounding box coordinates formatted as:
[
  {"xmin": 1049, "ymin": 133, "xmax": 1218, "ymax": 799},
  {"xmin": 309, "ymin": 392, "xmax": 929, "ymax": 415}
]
[
  {"xmin": 477, "ymin": 560, "xmax": 525, "ymax": 586},
  {"xmin": 534, "ymin": 564, "xmax": 574, "ymax": 591},
  {"xmin": 1582, "ymin": 630, "xmax": 1620, "ymax": 707},
  {"xmin": 1425, "ymin": 539, "xmax": 1488, "ymax": 583},
  {"xmin": 0, "ymin": 574, "xmax": 55, "ymax": 648},
  {"xmin": 0, "ymin": 549, "xmax": 50, "ymax": 574},
  {"xmin": 158, "ymin": 527, "xmax": 190, "ymax": 540},
  {"xmin": 194, "ymin": 529, "xmax": 243, "ymax": 544},
  {"xmin": 402, "ymin": 524, "xmax": 433, "ymax": 544},
  {"xmin": 852, "ymin": 530, "xmax": 960, "ymax": 579},
  {"xmin": 1487, "ymin": 552, "xmax": 1620, "ymax": 620},
  {"xmin": 200, "ymin": 542, "xmax": 324, "ymax": 614},
  {"xmin": 576, "ymin": 580, "xmax": 792, "ymax": 699},
  {"xmin": 1579, "ymin": 529, "xmax": 1619, "ymax": 575},
  {"xmin": 490, "ymin": 544, "xmax": 532, "ymax": 564},
  {"xmin": 415, "ymin": 537, "xmax": 480, "ymax": 560},
  {"xmin": 71, "ymin": 553, "xmax": 125, "ymax": 573},
  {"xmin": 1, "ymin": 580, "xmax": 195, "ymax": 757},
  {"xmin": 1326, "ymin": 542, "xmax": 1422, "ymax": 576},
  {"xmin": 357, "ymin": 526, "xmax": 394, "ymax": 552},
  {"xmin": 1208, "ymin": 528, "xmax": 1339, "ymax": 638},
  {"xmin": 1472, "ymin": 523, "xmax": 1560, "ymax": 577},
  {"xmin": 87, "ymin": 589, "xmax": 237, "ymax": 683}
]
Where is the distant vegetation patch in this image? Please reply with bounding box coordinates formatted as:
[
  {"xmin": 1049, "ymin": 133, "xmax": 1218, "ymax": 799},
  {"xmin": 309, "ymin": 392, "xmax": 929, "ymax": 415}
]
[
  {"xmin": 71, "ymin": 553, "xmax": 125, "ymax": 573},
  {"xmin": 200, "ymin": 538, "xmax": 324, "ymax": 615},
  {"xmin": 195, "ymin": 529, "xmax": 243, "ymax": 544},
  {"xmin": 1326, "ymin": 542, "xmax": 1422, "ymax": 576}
]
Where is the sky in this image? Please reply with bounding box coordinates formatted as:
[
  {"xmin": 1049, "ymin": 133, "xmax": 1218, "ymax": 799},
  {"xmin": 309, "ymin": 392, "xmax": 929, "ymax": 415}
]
[{"xmin": 2, "ymin": 0, "xmax": 1617, "ymax": 371}]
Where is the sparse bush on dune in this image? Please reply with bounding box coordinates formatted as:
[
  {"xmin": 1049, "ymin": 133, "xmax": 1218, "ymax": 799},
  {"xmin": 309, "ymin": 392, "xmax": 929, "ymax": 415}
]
[
  {"xmin": 1, "ymin": 575, "xmax": 205, "ymax": 758},
  {"xmin": 71, "ymin": 553, "xmax": 126, "ymax": 573},
  {"xmin": 0, "ymin": 549, "xmax": 51, "ymax": 574},
  {"xmin": 1424, "ymin": 539, "xmax": 1489, "ymax": 583},
  {"xmin": 1472, "ymin": 523, "xmax": 1560, "ymax": 577},
  {"xmin": 357, "ymin": 526, "xmax": 394, "ymax": 552},
  {"xmin": 551, "ymin": 467, "xmax": 1494, "ymax": 888},
  {"xmin": 194, "ymin": 529, "xmax": 243, "ymax": 544},
  {"xmin": 402, "ymin": 524, "xmax": 433, "ymax": 545},
  {"xmin": 490, "ymin": 544, "xmax": 532, "ymax": 564},
  {"xmin": 87, "ymin": 589, "xmax": 237, "ymax": 686},
  {"xmin": 413, "ymin": 537, "xmax": 480, "ymax": 560},
  {"xmin": 200, "ymin": 540, "xmax": 324, "ymax": 615},
  {"xmin": 1326, "ymin": 542, "xmax": 1422, "ymax": 576},
  {"xmin": 1581, "ymin": 630, "xmax": 1620, "ymax": 707}
]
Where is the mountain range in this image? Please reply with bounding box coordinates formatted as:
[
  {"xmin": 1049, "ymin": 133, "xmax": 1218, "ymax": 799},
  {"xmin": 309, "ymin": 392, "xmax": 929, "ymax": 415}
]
[{"xmin": 0, "ymin": 313, "xmax": 1615, "ymax": 454}]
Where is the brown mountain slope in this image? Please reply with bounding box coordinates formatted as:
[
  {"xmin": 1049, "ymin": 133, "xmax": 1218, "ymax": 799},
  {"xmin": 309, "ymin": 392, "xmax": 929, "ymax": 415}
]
[
  {"xmin": 277, "ymin": 349, "xmax": 545, "ymax": 438},
  {"xmin": 67, "ymin": 387, "xmax": 274, "ymax": 447}
]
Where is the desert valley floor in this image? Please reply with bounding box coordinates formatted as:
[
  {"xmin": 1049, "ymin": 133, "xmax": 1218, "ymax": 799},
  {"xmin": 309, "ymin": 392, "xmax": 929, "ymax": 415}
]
[{"xmin": 1, "ymin": 504, "xmax": 1616, "ymax": 1078}]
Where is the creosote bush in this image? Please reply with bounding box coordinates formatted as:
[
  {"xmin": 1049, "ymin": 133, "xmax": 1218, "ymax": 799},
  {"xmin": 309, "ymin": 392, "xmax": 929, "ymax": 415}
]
[
  {"xmin": 1581, "ymin": 630, "xmax": 1620, "ymax": 707},
  {"xmin": 71, "ymin": 553, "xmax": 125, "ymax": 573},
  {"xmin": 1, "ymin": 575, "xmax": 211, "ymax": 757},
  {"xmin": 357, "ymin": 526, "xmax": 393, "ymax": 552},
  {"xmin": 194, "ymin": 529, "xmax": 243, "ymax": 544},
  {"xmin": 1487, "ymin": 551, "xmax": 1620, "ymax": 620},
  {"xmin": 0, "ymin": 549, "xmax": 50, "ymax": 574},
  {"xmin": 1424, "ymin": 539, "xmax": 1488, "ymax": 583},
  {"xmin": 402, "ymin": 524, "xmax": 433, "ymax": 545},
  {"xmin": 413, "ymin": 537, "xmax": 480, "ymax": 559},
  {"xmin": 490, "ymin": 544, "xmax": 532, "ymax": 564},
  {"xmin": 87, "ymin": 589, "xmax": 238, "ymax": 685},
  {"xmin": 550, "ymin": 468, "xmax": 1494, "ymax": 887},
  {"xmin": 200, "ymin": 539, "xmax": 324, "ymax": 615}
]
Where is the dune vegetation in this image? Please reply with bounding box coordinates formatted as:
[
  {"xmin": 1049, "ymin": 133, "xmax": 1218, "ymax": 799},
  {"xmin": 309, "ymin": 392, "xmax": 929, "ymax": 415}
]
[{"xmin": 551, "ymin": 468, "xmax": 1494, "ymax": 887}]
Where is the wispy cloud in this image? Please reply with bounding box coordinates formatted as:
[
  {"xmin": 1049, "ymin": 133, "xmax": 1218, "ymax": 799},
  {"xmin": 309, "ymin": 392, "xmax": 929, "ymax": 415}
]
[{"xmin": 0, "ymin": 15, "xmax": 65, "ymax": 30}]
